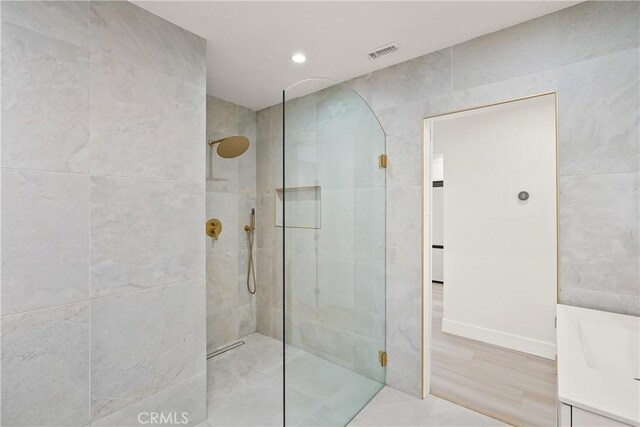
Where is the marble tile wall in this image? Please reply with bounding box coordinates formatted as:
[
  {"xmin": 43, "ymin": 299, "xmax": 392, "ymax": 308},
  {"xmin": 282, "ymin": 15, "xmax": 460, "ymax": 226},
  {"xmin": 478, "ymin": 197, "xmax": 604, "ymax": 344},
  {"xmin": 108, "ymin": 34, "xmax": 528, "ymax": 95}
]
[
  {"xmin": 1, "ymin": 1, "xmax": 207, "ymax": 425},
  {"xmin": 255, "ymin": 105, "xmax": 281, "ymax": 339},
  {"xmin": 206, "ymin": 95, "xmax": 258, "ymax": 352},
  {"xmin": 255, "ymin": 1, "xmax": 640, "ymax": 397}
]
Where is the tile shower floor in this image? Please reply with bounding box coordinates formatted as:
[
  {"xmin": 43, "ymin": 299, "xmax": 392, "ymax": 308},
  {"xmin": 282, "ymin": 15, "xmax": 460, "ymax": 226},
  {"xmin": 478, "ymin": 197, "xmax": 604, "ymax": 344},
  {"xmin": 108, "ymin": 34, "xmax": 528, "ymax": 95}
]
[{"xmin": 199, "ymin": 333, "xmax": 503, "ymax": 427}]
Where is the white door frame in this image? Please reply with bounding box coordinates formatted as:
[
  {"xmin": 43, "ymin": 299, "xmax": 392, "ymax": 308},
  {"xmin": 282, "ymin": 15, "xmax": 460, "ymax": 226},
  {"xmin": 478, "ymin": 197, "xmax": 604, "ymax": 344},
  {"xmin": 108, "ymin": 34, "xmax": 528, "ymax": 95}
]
[
  {"xmin": 421, "ymin": 118, "xmax": 433, "ymax": 398},
  {"xmin": 420, "ymin": 92, "xmax": 560, "ymax": 398}
]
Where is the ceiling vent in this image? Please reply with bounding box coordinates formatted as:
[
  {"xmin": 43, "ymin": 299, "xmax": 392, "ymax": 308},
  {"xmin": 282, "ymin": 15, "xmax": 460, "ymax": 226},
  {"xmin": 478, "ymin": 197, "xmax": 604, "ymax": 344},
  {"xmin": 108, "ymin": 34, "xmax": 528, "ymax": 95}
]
[{"xmin": 367, "ymin": 42, "xmax": 401, "ymax": 60}]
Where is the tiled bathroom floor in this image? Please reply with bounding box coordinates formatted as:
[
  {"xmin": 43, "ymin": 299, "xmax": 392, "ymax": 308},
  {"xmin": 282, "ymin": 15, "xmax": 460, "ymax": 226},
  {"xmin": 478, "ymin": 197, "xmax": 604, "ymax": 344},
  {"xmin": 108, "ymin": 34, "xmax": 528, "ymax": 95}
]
[
  {"xmin": 200, "ymin": 332, "xmax": 381, "ymax": 426},
  {"xmin": 349, "ymin": 387, "xmax": 504, "ymax": 426},
  {"xmin": 199, "ymin": 333, "xmax": 503, "ymax": 427}
]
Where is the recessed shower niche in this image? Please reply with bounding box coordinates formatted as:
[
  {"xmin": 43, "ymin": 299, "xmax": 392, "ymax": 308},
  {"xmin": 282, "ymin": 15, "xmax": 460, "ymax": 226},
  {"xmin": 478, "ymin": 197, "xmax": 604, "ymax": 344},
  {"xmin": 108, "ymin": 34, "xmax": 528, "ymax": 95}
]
[{"xmin": 275, "ymin": 186, "xmax": 321, "ymax": 229}]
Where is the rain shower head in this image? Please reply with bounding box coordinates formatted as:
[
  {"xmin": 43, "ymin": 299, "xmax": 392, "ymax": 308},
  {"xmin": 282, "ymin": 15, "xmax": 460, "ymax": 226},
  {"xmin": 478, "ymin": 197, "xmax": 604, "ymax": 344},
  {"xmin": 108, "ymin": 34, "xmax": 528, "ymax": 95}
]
[{"xmin": 208, "ymin": 136, "xmax": 250, "ymax": 159}]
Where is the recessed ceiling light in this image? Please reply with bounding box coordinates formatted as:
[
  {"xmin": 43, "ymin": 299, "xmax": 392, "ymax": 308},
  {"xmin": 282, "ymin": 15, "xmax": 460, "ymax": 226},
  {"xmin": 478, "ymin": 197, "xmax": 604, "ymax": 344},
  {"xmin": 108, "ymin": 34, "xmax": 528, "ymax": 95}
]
[{"xmin": 291, "ymin": 53, "xmax": 306, "ymax": 63}]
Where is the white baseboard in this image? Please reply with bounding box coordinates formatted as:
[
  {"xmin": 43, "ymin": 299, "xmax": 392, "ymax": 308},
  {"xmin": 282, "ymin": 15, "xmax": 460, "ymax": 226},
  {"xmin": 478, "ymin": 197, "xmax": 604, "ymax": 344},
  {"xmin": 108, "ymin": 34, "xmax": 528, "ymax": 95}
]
[{"xmin": 441, "ymin": 318, "xmax": 556, "ymax": 359}]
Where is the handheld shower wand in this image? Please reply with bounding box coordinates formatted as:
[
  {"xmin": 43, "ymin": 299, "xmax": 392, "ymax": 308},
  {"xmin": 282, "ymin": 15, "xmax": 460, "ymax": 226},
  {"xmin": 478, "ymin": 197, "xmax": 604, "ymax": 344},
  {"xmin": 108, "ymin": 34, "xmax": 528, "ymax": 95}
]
[{"xmin": 244, "ymin": 209, "xmax": 256, "ymax": 295}]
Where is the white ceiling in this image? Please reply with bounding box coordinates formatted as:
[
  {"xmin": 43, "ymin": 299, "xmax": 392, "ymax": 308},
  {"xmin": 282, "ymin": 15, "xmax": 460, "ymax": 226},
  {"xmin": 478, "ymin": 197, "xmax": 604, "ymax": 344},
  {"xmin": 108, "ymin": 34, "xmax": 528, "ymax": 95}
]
[{"xmin": 135, "ymin": 1, "xmax": 578, "ymax": 111}]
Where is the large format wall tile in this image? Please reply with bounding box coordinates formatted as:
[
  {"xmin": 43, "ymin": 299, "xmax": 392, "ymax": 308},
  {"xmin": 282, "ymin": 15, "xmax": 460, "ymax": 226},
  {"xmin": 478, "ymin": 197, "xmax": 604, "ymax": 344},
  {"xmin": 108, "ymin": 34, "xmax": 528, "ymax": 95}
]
[
  {"xmin": 91, "ymin": 176, "xmax": 204, "ymax": 297},
  {"xmin": 256, "ymin": 107, "xmax": 273, "ymax": 141},
  {"xmin": 286, "ymin": 91, "xmax": 316, "ymax": 131},
  {"xmin": 207, "ymin": 96, "xmax": 239, "ymax": 135},
  {"xmin": 92, "ymin": 373, "xmax": 206, "ymax": 427},
  {"xmin": 558, "ymin": 49, "xmax": 639, "ymax": 175},
  {"xmin": 206, "ymin": 193, "xmax": 239, "ymax": 312},
  {"xmin": 559, "ymin": 172, "xmax": 639, "ymax": 315},
  {"xmin": 450, "ymin": 66, "xmax": 558, "ymax": 113},
  {"xmin": 256, "ymin": 248, "xmax": 274, "ymax": 337},
  {"xmin": 207, "ymin": 251, "xmax": 239, "ymax": 314},
  {"xmin": 382, "ymin": 134, "xmax": 423, "ymax": 188},
  {"xmin": 452, "ymin": 11, "xmax": 558, "ymax": 92},
  {"xmin": 317, "ymin": 189, "xmax": 355, "ymax": 260},
  {"xmin": 91, "ymin": 280, "xmax": 206, "ymax": 420},
  {"xmin": 1, "ymin": 302, "xmax": 90, "ymax": 426},
  {"xmin": 367, "ymin": 48, "xmax": 449, "ymax": 112},
  {"xmin": 238, "ymin": 111, "xmax": 258, "ymax": 194},
  {"xmin": 557, "ymin": 1, "xmax": 639, "ymax": 66},
  {"xmin": 386, "ymin": 265, "xmax": 421, "ymax": 357},
  {"xmin": 560, "ymin": 286, "xmax": 639, "ymax": 318},
  {"xmin": 90, "ymin": 53, "xmax": 205, "ymax": 182},
  {"xmin": 386, "ymin": 185, "xmax": 422, "ymax": 269},
  {"xmin": 89, "ymin": 1, "xmax": 206, "ymax": 87},
  {"xmin": 1, "ymin": 1, "xmax": 90, "ymax": 47},
  {"xmin": 353, "ymin": 261, "xmax": 386, "ymax": 341},
  {"xmin": 1, "ymin": 22, "xmax": 89, "ymax": 173},
  {"xmin": 1, "ymin": 169, "xmax": 90, "ymax": 316},
  {"xmin": 236, "ymin": 302, "xmax": 257, "ymax": 337},
  {"xmin": 385, "ymin": 348, "xmax": 421, "ymax": 397},
  {"xmin": 374, "ymin": 99, "xmax": 424, "ymax": 175},
  {"xmin": 354, "ymin": 188, "xmax": 386, "ymax": 265},
  {"xmin": 207, "ymin": 308, "xmax": 239, "ymax": 350},
  {"xmin": 397, "ymin": 48, "xmax": 451, "ymax": 102},
  {"xmin": 376, "ymin": 101, "xmax": 425, "ymax": 145},
  {"xmin": 362, "ymin": 47, "xmax": 450, "ymax": 113},
  {"xmin": 451, "ymin": 2, "xmax": 640, "ymax": 94},
  {"xmin": 367, "ymin": 63, "xmax": 419, "ymax": 112}
]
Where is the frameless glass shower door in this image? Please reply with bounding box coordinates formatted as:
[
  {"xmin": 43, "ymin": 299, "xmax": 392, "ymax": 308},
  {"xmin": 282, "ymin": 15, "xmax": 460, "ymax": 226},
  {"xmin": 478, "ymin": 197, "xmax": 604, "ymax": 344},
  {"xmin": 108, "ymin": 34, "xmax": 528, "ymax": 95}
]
[{"xmin": 282, "ymin": 79, "xmax": 386, "ymax": 426}]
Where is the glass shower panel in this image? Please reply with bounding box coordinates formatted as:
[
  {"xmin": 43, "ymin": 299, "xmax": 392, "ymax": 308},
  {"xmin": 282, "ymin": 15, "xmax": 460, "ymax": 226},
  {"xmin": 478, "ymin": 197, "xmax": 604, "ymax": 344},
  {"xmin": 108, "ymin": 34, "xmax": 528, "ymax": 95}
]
[{"xmin": 282, "ymin": 79, "xmax": 386, "ymax": 426}]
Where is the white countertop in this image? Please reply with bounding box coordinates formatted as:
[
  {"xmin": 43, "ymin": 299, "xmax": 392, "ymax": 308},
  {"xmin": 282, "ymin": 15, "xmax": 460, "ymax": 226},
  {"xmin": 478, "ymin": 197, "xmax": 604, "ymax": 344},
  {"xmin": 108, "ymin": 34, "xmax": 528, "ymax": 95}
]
[{"xmin": 557, "ymin": 304, "xmax": 640, "ymax": 426}]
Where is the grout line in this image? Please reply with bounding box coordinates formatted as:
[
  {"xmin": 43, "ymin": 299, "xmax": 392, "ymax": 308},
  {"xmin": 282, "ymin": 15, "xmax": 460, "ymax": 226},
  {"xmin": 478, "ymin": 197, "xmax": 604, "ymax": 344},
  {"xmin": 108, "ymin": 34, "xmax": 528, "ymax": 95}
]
[
  {"xmin": 91, "ymin": 277, "xmax": 206, "ymax": 302},
  {"xmin": 0, "ymin": 18, "xmax": 91, "ymax": 52},
  {"xmin": 559, "ymin": 171, "xmax": 639, "ymax": 178},
  {"xmin": 0, "ymin": 166, "xmax": 208, "ymax": 186},
  {"xmin": 90, "ymin": 172, "xmax": 206, "ymax": 185},
  {"xmin": 88, "ymin": 6, "xmax": 93, "ymax": 421},
  {"xmin": 0, "ymin": 277, "xmax": 205, "ymax": 320},
  {"xmin": 0, "ymin": 299, "xmax": 90, "ymax": 321},
  {"xmin": 0, "ymin": 166, "xmax": 89, "ymax": 177},
  {"xmin": 1, "ymin": 15, "xmax": 205, "ymax": 94},
  {"xmin": 99, "ymin": 50, "xmax": 208, "ymax": 93},
  {"xmin": 90, "ymin": 371, "xmax": 206, "ymax": 425},
  {"xmin": 449, "ymin": 46, "xmax": 454, "ymax": 95}
]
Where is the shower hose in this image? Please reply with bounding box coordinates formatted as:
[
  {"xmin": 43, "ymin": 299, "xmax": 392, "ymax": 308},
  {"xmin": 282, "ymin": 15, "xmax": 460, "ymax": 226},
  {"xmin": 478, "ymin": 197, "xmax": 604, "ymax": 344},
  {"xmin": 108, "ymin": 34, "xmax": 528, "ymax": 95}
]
[{"xmin": 245, "ymin": 225, "xmax": 257, "ymax": 294}]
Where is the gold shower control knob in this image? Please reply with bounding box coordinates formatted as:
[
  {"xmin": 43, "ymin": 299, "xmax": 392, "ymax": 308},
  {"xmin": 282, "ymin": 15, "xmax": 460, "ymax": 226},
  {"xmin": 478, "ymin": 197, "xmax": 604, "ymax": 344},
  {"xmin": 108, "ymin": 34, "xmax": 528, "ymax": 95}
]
[{"xmin": 206, "ymin": 218, "xmax": 222, "ymax": 240}]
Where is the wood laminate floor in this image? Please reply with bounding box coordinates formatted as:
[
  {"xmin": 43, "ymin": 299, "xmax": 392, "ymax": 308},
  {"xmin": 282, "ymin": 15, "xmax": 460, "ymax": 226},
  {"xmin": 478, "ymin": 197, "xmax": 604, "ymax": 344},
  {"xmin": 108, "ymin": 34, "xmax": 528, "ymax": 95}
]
[{"xmin": 430, "ymin": 283, "xmax": 557, "ymax": 427}]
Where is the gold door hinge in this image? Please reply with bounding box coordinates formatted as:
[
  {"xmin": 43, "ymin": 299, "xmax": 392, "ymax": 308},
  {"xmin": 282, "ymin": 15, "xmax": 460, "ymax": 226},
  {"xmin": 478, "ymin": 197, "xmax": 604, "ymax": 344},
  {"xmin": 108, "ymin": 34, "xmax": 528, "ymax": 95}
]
[
  {"xmin": 379, "ymin": 154, "xmax": 387, "ymax": 168},
  {"xmin": 379, "ymin": 351, "xmax": 387, "ymax": 367}
]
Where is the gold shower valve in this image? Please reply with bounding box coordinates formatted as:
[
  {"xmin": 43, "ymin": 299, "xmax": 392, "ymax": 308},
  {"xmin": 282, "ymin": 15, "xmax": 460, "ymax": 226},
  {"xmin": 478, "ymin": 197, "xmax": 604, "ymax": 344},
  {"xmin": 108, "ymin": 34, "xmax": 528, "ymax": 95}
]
[{"xmin": 206, "ymin": 218, "xmax": 222, "ymax": 240}]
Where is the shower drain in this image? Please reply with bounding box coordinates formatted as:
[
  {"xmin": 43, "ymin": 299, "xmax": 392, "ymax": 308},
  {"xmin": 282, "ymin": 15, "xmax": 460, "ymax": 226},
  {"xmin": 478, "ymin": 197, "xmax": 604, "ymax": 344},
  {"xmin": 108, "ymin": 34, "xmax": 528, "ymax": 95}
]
[{"xmin": 206, "ymin": 341, "xmax": 245, "ymax": 360}]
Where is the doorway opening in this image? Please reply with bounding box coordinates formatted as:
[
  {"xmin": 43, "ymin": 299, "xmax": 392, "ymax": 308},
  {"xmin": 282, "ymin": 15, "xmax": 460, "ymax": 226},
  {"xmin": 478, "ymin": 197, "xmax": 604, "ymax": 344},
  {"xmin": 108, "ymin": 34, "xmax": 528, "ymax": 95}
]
[{"xmin": 422, "ymin": 93, "xmax": 559, "ymax": 426}]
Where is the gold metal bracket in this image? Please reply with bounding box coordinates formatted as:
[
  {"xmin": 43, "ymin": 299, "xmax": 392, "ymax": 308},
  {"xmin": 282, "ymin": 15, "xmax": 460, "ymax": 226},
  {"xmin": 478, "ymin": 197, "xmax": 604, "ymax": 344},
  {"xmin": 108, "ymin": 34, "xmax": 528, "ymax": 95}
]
[
  {"xmin": 379, "ymin": 154, "xmax": 388, "ymax": 168},
  {"xmin": 206, "ymin": 218, "xmax": 222, "ymax": 240},
  {"xmin": 379, "ymin": 351, "xmax": 387, "ymax": 367}
]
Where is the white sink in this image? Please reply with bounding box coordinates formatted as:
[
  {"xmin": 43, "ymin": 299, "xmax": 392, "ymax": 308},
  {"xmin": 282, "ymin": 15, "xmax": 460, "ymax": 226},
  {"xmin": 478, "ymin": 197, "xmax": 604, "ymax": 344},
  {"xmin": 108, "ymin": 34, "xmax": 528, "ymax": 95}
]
[
  {"xmin": 557, "ymin": 304, "xmax": 640, "ymax": 426},
  {"xmin": 579, "ymin": 319, "xmax": 640, "ymax": 379}
]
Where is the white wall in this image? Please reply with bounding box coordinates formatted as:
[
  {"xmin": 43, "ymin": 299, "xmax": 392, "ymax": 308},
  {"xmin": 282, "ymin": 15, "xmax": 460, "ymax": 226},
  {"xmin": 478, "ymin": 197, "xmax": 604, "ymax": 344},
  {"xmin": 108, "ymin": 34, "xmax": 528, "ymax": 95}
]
[{"xmin": 434, "ymin": 94, "xmax": 557, "ymax": 359}]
